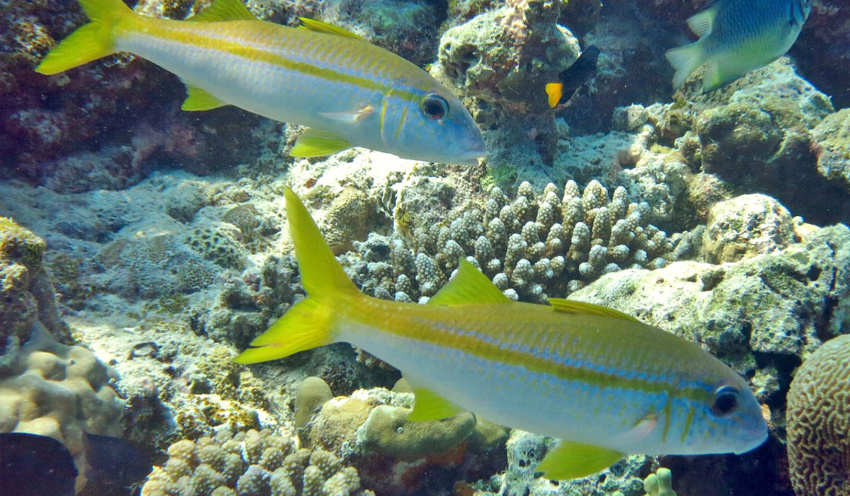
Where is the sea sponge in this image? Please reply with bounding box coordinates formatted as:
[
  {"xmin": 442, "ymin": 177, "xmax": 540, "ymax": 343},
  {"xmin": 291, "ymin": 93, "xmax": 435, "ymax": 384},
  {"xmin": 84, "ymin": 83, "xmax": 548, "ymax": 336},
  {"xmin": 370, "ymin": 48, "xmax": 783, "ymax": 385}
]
[{"xmin": 786, "ymin": 334, "xmax": 850, "ymax": 496}]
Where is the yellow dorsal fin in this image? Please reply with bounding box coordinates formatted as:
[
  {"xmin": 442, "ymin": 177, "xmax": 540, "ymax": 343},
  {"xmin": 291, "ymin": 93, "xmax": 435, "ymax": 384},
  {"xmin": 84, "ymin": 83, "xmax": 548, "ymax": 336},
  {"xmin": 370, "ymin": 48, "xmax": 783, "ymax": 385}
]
[
  {"xmin": 545, "ymin": 83, "xmax": 563, "ymax": 108},
  {"xmin": 290, "ymin": 128, "xmax": 351, "ymax": 157},
  {"xmin": 190, "ymin": 0, "xmax": 258, "ymax": 22},
  {"xmin": 547, "ymin": 298, "xmax": 641, "ymax": 323},
  {"xmin": 181, "ymin": 85, "xmax": 228, "ymax": 111},
  {"xmin": 407, "ymin": 385, "xmax": 464, "ymax": 421},
  {"xmin": 536, "ymin": 440, "xmax": 625, "ymax": 480},
  {"xmin": 685, "ymin": 5, "xmax": 718, "ymax": 38},
  {"xmin": 298, "ymin": 17, "xmax": 366, "ymax": 41},
  {"xmin": 428, "ymin": 258, "xmax": 511, "ymax": 306}
]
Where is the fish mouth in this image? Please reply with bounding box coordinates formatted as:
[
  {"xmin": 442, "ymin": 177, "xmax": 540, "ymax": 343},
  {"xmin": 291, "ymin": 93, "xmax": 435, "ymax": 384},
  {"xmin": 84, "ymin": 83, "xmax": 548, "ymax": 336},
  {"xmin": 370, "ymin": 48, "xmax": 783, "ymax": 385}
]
[{"xmin": 455, "ymin": 142, "xmax": 487, "ymax": 165}]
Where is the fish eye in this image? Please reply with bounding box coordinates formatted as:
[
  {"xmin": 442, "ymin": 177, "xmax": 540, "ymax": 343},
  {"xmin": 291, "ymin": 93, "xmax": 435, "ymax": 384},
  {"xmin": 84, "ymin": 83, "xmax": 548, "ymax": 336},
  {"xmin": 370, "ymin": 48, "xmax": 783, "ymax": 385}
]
[
  {"xmin": 711, "ymin": 385, "xmax": 740, "ymax": 416},
  {"xmin": 421, "ymin": 94, "xmax": 449, "ymax": 120}
]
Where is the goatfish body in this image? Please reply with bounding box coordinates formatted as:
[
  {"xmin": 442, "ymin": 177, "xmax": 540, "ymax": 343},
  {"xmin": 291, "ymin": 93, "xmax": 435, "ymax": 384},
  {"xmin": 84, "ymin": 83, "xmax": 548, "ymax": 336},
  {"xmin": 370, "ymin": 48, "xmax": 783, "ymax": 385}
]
[
  {"xmin": 36, "ymin": 0, "xmax": 486, "ymax": 165},
  {"xmin": 665, "ymin": 0, "xmax": 811, "ymax": 93},
  {"xmin": 235, "ymin": 187, "xmax": 769, "ymax": 480}
]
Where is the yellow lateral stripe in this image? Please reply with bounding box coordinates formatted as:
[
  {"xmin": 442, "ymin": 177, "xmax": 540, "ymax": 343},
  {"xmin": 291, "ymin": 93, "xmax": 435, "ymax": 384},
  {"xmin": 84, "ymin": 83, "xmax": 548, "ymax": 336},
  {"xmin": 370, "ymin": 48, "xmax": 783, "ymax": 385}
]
[
  {"xmin": 125, "ymin": 19, "xmax": 424, "ymax": 103},
  {"xmin": 364, "ymin": 304, "xmax": 712, "ymax": 403}
]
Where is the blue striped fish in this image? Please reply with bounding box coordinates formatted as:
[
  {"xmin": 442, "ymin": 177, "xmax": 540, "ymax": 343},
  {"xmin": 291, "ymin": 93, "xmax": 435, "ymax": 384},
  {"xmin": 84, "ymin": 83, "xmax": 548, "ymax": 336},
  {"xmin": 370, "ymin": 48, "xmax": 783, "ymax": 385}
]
[
  {"xmin": 235, "ymin": 187, "xmax": 769, "ymax": 480},
  {"xmin": 36, "ymin": 0, "xmax": 486, "ymax": 165}
]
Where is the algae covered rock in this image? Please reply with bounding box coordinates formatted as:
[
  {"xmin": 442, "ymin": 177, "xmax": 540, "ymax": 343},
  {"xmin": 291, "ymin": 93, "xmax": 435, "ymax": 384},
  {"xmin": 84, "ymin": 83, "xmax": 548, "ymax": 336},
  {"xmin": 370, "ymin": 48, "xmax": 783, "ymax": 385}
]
[
  {"xmin": 1, "ymin": 217, "xmax": 69, "ymax": 365},
  {"xmin": 435, "ymin": 1, "xmax": 580, "ymax": 114},
  {"xmin": 812, "ymin": 108, "xmax": 850, "ymax": 194},
  {"xmin": 571, "ymin": 222, "xmax": 850, "ymax": 379},
  {"xmin": 703, "ymin": 194, "xmax": 797, "ymax": 263}
]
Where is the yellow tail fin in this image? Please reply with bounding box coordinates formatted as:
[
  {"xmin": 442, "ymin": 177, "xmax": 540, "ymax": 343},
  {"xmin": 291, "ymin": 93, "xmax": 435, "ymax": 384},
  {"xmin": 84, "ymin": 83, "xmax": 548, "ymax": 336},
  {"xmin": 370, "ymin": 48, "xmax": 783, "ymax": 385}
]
[
  {"xmin": 234, "ymin": 186, "xmax": 359, "ymax": 364},
  {"xmin": 35, "ymin": 0, "xmax": 133, "ymax": 75}
]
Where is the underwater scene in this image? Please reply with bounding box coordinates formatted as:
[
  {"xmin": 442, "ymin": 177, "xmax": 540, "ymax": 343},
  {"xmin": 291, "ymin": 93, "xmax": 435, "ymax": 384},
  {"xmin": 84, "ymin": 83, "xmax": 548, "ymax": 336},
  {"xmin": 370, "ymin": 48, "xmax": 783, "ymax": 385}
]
[{"xmin": 0, "ymin": 0, "xmax": 848, "ymax": 495}]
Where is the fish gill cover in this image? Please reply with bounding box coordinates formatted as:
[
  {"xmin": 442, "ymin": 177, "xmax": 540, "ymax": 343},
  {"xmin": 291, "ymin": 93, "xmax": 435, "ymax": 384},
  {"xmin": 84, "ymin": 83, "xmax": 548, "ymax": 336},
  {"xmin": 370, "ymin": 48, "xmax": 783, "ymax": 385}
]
[{"xmin": 0, "ymin": 0, "xmax": 848, "ymax": 495}]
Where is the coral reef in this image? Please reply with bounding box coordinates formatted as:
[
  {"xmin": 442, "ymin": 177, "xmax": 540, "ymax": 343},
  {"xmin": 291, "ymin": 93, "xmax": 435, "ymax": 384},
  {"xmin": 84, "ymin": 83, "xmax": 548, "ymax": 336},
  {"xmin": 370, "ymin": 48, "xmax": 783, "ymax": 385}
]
[
  {"xmin": 1, "ymin": 217, "xmax": 69, "ymax": 361},
  {"xmin": 702, "ymin": 194, "xmax": 798, "ymax": 264},
  {"xmin": 0, "ymin": 324, "xmax": 124, "ymax": 487},
  {"xmin": 652, "ymin": 58, "xmax": 848, "ymax": 225},
  {"xmin": 0, "ymin": 218, "xmax": 124, "ymax": 488},
  {"xmin": 571, "ymin": 223, "xmax": 850, "ymax": 424},
  {"xmin": 347, "ymin": 179, "xmax": 687, "ymax": 304},
  {"xmin": 786, "ymin": 334, "xmax": 850, "ymax": 496},
  {"xmin": 476, "ymin": 429, "xmax": 652, "ymax": 496},
  {"xmin": 811, "ymin": 108, "xmax": 850, "ymax": 194},
  {"xmin": 293, "ymin": 377, "xmax": 508, "ymax": 495},
  {"xmin": 435, "ymin": 0, "xmax": 580, "ymax": 115},
  {"xmin": 0, "ymin": 0, "xmax": 260, "ymax": 190},
  {"xmin": 141, "ymin": 428, "xmax": 373, "ymax": 496},
  {"xmin": 634, "ymin": 0, "xmax": 850, "ymax": 107}
]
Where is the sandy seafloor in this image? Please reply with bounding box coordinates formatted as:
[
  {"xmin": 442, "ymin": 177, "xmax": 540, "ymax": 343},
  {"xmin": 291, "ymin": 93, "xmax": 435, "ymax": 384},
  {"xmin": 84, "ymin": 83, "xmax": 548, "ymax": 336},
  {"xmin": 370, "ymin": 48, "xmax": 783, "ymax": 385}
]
[{"xmin": 1, "ymin": 0, "xmax": 849, "ymax": 495}]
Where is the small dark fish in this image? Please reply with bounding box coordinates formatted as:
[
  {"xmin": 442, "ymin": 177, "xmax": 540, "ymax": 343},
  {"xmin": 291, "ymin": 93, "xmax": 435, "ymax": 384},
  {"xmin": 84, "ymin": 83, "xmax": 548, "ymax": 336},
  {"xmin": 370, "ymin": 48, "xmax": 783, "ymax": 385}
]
[
  {"xmin": 0, "ymin": 432, "xmax": 78, "ymax": 496},
  {"xmin": 546, "ymin": 45, "xmax": 600, "ymax": 108},
  {"xmin": 83, "ymin": 432, "xmax": 152, "ymax": 487}
]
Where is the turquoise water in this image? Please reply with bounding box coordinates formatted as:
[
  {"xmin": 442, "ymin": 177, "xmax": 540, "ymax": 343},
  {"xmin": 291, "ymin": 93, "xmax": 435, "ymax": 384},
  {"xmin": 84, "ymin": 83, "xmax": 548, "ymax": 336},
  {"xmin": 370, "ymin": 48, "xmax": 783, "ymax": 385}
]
[{"xmin": 0, "ymin": 1, "xmax": 848, "ymax": 495}]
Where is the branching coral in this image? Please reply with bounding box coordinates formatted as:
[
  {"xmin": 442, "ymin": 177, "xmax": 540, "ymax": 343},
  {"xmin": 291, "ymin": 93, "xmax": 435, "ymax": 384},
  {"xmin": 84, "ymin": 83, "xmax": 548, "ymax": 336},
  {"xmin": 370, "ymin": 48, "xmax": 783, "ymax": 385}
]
[
  {"xmin": 141, "ymin": 428, "xmax": 373, "ymax": 496},
  {"xmin": 347, "ymin": 180, "xmax": 684, "ymax": 303}
]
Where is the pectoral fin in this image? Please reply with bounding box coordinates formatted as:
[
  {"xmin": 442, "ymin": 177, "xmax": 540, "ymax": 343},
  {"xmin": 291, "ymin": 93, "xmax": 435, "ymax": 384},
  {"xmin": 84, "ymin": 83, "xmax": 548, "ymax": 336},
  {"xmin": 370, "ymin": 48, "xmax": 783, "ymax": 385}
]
[
  {"xmin": 182, "ymin": 85, "xmax": 228, "ymax": 111},
  {"xmin": 536, "ymin": 440, "xmax": 625, "ymax": 480},
  {"xmin": 319, "ymin": 105, "xmax": 375, "ymax": 123},
  {"xmin": 290, "ymin": 129, "xmax": 351, "ymax": 157},
  {"xmin": 407, "ymin": 385, "xmax": 464, "ymax": 421}
]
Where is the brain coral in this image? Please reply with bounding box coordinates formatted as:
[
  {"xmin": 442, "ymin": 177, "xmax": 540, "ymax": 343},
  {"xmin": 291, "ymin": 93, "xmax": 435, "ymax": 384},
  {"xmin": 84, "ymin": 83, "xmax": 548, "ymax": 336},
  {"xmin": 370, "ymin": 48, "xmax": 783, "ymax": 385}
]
[{"xmin": 786, "ymin": 334, "xmax": 850, "ymax": 496}]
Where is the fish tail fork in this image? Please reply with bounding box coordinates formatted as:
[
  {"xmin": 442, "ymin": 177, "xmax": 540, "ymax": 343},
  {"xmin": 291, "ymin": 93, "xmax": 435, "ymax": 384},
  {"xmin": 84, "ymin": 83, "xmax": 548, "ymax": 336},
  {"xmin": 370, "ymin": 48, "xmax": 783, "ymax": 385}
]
[
  {"xmin": 665, "ymin": 41, "xmax": 705, "ymax": 90},
  {"xmin": 35, "ymin": 0, "xmax": 133, "ymax": 75},
  {"xmin": 234, "ymin": 187, "xmax": 360, "ymax": 364}
]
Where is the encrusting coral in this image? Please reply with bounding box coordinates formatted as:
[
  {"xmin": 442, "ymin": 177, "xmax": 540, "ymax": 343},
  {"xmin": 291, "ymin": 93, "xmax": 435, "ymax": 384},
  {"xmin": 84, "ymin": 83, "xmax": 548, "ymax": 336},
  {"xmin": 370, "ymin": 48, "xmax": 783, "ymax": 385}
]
[
  {"xmin": 786, "ymin": 334, "xmax": 850, "ymax": 496},
  {"xmin": 347, "ymin": 180, "xmax": 684, "ymax": 304},
  {"xmin": 141, "ymin": 428, "xmax": 373, "ymax": 496},
  {"xmin": 0, "ymin": 217, "xmax": 69, "ymax": 358}
]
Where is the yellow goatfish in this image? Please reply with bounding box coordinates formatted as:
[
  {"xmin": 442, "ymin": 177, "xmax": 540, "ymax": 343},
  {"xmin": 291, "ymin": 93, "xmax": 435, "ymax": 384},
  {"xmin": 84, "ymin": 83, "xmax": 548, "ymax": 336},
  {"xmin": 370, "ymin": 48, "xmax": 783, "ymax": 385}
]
[
  {"xmin": 235, "ymin": 187, "xmax": 768, "ymax": 479},
  {"xmin": 36, "ymin": 0, "xmax": 486, "ymax": 165}
]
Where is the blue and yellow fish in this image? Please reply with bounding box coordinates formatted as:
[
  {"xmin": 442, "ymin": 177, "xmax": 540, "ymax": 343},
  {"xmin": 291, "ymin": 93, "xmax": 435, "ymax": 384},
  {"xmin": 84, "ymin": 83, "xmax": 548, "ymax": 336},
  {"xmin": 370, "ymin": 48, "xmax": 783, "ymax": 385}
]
[
  {"xmin": 235, "ymin": 187, "xmax": 769, "ymax": 480},
  {"xmin": 666, "ymin": 0, "xmax": 811, "ymax": 92},
  {"xmin": 36, "ymin": 0, "xmax": 486, "ymax": 165}
]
